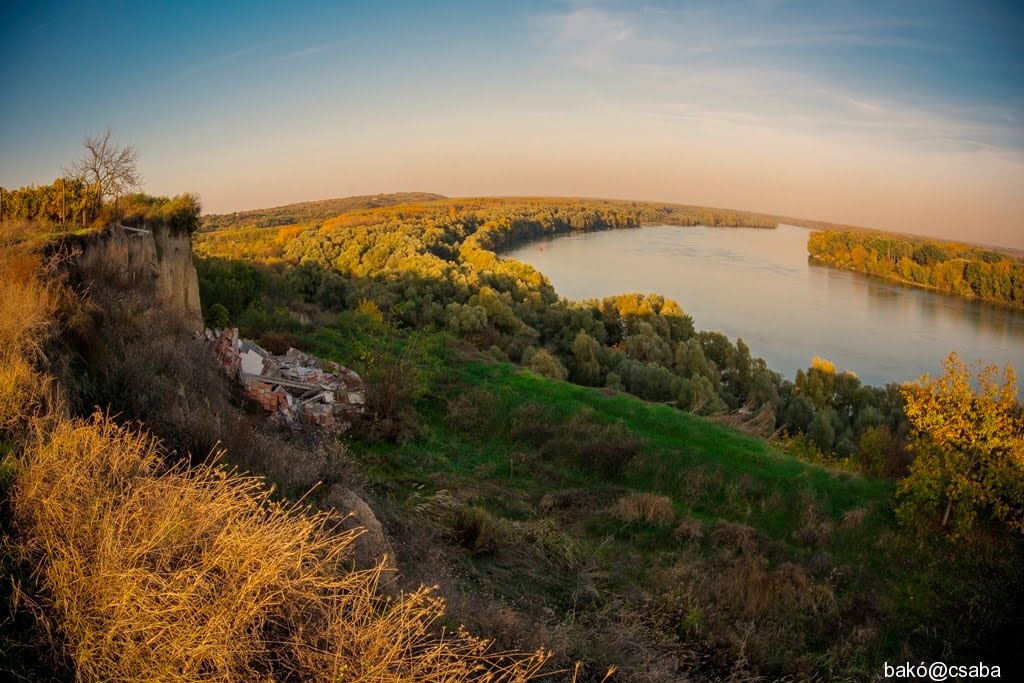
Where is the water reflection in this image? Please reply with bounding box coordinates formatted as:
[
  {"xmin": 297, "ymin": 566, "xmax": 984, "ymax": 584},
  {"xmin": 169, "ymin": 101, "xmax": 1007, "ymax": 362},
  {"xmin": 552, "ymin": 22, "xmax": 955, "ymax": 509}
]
[
  {"xmin": 505, "ymin": 224, "xmax": 1024, "ymax": 388},
  {"xmin": 808, "ymin": 261, "xmax": 1024, "ymax": 343}
]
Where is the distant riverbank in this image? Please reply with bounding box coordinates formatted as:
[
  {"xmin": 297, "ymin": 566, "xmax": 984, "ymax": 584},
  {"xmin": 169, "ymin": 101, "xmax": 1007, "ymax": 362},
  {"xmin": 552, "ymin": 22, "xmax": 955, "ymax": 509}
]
[
  {"xmin": 807, "ymin": 229, "xmax": 1024, "ymax": 310},
  {"xmin": 505, "ymin": 224, "xmax": 1024, "ymax": 388}
]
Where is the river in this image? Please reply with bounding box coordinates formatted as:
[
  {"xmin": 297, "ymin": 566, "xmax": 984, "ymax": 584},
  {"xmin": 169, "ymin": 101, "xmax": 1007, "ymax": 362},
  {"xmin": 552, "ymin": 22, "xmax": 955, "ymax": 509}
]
[{"xmin": 503, "ymin": 224, "xmax": 1024, "ymax": 388}]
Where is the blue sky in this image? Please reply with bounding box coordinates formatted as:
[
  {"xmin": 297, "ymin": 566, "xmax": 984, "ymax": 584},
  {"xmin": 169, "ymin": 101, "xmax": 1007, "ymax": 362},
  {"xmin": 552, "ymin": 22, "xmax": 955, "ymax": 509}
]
[{"xmin": 2, "ymin": 1, "xmax": 1022, "ymax": 246}]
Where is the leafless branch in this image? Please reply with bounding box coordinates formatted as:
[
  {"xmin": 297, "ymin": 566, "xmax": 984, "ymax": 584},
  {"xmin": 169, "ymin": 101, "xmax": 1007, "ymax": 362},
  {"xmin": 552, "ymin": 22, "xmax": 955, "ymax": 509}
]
[{"xmin": 68, "ymin": 127, "xmax": 143, "ymax": 205}]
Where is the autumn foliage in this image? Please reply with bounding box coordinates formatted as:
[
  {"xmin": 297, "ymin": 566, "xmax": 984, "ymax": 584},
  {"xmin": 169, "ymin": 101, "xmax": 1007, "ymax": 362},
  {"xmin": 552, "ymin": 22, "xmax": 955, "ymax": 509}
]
[
  {"xmin": 808, "ymin": 229, "xmax": 1024, "ymax": 307},
  {"xmin": 897, "ymin": 353, "xmax": 1024, "ymax": 536}
]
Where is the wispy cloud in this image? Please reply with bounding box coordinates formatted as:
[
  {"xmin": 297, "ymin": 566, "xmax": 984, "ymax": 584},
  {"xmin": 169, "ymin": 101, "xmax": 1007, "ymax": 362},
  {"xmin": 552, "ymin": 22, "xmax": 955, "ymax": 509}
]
[
  {"xmin": 537, "ymin": 6, "xmax": 667, "ymax": 66},
  {"xmin": 282, "ymin": 44, "xmax": 335, "ymax": 61},
  {"xmin": 649, "ymin": 70, "xmax": 1021, "ymax": 156},
  {"xmin": 178, "ymin": 42, "xmax": 277, "ymax": 77},
  {"xmin": 533, "ymin": 1, "xmax": 1023, "ymax": 155}
]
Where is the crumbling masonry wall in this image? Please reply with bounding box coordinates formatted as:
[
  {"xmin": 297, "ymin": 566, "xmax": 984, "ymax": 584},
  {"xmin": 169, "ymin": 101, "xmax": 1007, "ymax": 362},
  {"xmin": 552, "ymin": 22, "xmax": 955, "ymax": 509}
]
[{"xmin": 207, "ymin": 328, "xmax": 366, "ymax": 432}]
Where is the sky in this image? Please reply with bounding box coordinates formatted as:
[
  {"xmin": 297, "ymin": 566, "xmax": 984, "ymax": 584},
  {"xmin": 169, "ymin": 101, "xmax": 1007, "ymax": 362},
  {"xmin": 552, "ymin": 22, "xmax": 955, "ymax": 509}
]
[{"xmin": 2, "ymin": 0, "xmax": 1022, "ymax": 248}]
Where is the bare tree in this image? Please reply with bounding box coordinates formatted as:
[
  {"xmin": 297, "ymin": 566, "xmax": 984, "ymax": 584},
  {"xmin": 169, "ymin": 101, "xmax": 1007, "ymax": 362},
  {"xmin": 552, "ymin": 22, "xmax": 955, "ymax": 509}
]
[{"xmin": 68, "ymin": 127, "xmax": 143, "ymax": 209}]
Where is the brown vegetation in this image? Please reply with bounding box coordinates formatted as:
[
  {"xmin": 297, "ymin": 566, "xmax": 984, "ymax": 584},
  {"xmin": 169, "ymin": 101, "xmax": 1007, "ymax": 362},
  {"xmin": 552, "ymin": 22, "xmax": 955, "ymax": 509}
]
[
  {"xmin": 0, "ymin": 236, "xmax": 67, "ymax": 434},
  {"xmin": 11, "ymin": 413, "xmax": 546, "ymax": 682},
  {"xmin": 0, "ymin": 231, "xmax": 548, "ymax": 682},
  {"xmin": 611, "ymin": 493, "xmax": 676, "ymax": 526}
]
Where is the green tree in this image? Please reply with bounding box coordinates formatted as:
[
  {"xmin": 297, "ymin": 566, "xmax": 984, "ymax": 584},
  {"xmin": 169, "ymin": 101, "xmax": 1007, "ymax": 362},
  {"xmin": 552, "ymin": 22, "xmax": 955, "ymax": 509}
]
[
  {"xmin": 897, "ymin": 353, "xmax": 1024, "ymax": 536},
  {"xmin": 570, "ymin": 330, "xmax": 602, "ymax": 385},
  {"xmin": 207, "ymin": 303, "xmax": 230, "ymax": 329},
  {"xmin": 856, "ymin": 425, "xmax": 894, "ymax": 477},
  {"xmin": 808, "ymin": 406, "xmax": 839, "ymax": 453}
]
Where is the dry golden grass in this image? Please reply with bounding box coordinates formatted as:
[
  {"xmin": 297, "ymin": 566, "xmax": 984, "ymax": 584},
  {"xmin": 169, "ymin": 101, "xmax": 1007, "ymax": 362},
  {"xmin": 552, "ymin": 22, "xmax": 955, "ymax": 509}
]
[
  {"xmin": 1, "ymin": 239, "xmax": 547, "ymax": 682},
  {"xmin": 0, "ymin": 355, "xmax": 42, "ymax": 434},
  {"xmin": 611, "ymin": 492, "xmax": 675, "ymax": 526},
  {"xmin": 11, "ymin": 413, "xmax": 548, "ymax": 682},
  {"xmin": 0, "ymin": 243, "xmax": 62, "ymax": 432}
]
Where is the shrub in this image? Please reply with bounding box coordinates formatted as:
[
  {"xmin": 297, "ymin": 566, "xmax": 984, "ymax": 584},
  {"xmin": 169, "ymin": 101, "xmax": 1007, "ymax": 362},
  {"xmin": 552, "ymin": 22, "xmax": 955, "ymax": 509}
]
[
  {"xmin": 206, "ymin": 302, "xmax": 230, "ymax": 328},
  {"xmin": 252, "ymin": 330, "xmax": 301, "ymax": 355},
  {"xmin": 791, "ymin": 521, "xmax": 833, "ymax": 548},
  {"xmin": 508, "ymin": 402, "xmax": 558, "ymax": 447},
  {"xmin": 525, "ymin": 348, "xmax": 568, "ymax": 380},
  {"xmin": 840, "ymin": 508, "xmax": 869, "ymax": 530},
  {"xmin": 452, "ymin": 505, "xmax": 509, "ymax": 554},
  {"xmin": 120, "ymin": 192, "xmax": 202, "ymax": 233},
  {"xmin": 162, "ymin": 193, "xmax": 202, "ymax": 233},
  {"xmin": 359, "ymin": 333, "xmax": 434, "ymax": 442},
  {"xmin": 710, "ymin": 520, "xmax": 761, "ymax": 554},
  {"xmin": 673, "ymin": 517, "xmax": 704, "ymax": 541}
]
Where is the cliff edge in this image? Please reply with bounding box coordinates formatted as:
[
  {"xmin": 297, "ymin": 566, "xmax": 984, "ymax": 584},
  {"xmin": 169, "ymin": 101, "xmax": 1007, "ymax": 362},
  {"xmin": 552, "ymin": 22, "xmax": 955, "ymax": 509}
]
[{"xmin": 52, "ymin": 221, "xmax": 203, "ymax": 331}]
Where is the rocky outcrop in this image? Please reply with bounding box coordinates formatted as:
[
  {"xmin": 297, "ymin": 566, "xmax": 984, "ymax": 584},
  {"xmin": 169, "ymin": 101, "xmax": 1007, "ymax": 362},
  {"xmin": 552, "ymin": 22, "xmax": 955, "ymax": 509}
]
[
  {"xmin": 324, "ymin": 485, "xmax": 397, "ymax": 590},
  {"xmin": 55, "ymin": 222, "xmax": 203, "ymax": 331}
]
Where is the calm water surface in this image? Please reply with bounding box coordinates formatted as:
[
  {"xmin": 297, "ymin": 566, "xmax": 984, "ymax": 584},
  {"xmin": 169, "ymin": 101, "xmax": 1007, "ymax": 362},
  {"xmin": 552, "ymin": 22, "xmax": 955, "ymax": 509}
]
[{"xmin": 504, "ymin": 224, "xmax": 1024, "ymax": 388}]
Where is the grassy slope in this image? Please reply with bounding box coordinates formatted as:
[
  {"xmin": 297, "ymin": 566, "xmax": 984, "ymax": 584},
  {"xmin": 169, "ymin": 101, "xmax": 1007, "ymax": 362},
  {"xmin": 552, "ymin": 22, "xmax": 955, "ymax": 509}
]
[
  {"xmin": 190, "ymin": 196, "xmax": 1023, "ymax": 677},
  {"xmin": 304, "ymin": 316, "xmax": 1019, "ymax": 678}
]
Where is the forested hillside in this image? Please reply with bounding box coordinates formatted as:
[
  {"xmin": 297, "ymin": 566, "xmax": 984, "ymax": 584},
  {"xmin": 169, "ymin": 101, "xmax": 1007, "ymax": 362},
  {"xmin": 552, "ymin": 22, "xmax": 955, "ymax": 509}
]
[
  {"xmin": 200, "ymin": 192, "xmax": 447, "ymax": 231},
  {"xmin": 197, "ymin": 197, "xmax": 912, "ymax": 476},
  {"xmin": 189, "ymin": 195, "xmax": 1024, "ymax": 679},
  {"xmin": 808, "ymin": 229, "xmax": 1024, "ymax": 307}
]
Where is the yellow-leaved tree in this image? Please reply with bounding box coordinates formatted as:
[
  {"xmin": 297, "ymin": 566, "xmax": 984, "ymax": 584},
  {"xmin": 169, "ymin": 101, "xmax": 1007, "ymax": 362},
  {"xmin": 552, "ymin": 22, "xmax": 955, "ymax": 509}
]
[{"xmin": 897, "ymin": 352, "xmax": 1024, "ymax": 537}]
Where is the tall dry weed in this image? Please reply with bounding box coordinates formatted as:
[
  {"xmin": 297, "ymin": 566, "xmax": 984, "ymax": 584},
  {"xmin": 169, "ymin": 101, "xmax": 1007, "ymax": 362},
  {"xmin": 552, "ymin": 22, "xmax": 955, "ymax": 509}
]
[
  {"xmin": 611, "ymin": 492, "xmax": 676, "ymax": 526},
  {"xmin": 11, "ymin": 413, "xmax": 547, "ymax": 682},
  {"xmin": 0, "ymin": 245, "xmax": 63, "ymax": 432}
]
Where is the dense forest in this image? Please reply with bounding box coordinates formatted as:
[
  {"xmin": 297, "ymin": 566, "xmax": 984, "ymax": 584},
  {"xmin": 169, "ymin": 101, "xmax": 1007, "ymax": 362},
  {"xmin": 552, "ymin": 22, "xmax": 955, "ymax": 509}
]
[
  {"xmin": 196, "ymin": 198, "xmax": 913, "ymax": 477},
  {"xmin": 808, "ymin": 229, "xmax": 1024, "ymax": 307},
  {"xmin": 200, "ymin": 192, "xmax": 448, "ymax": 231}
]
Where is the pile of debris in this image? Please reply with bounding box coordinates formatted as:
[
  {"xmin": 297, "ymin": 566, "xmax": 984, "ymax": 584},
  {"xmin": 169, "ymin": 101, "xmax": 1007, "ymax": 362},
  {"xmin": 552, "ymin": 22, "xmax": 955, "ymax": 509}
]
[{"xmin": 207, "ymin": 328, "xmax": 366, "ymax": 432}]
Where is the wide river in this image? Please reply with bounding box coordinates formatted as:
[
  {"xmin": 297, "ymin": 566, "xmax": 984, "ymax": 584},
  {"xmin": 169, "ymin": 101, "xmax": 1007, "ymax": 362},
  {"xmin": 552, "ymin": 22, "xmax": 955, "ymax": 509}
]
[{"xmin": 504, "ymin": 224, "xmax": 1024, "ymax": 388}]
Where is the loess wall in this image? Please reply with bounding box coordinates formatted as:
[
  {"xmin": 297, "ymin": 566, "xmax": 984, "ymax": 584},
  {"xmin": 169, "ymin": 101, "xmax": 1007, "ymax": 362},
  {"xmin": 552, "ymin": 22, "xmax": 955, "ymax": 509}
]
[{"xmin": 57, "ymin": 222, "xmax": 203, "ymax": 331}]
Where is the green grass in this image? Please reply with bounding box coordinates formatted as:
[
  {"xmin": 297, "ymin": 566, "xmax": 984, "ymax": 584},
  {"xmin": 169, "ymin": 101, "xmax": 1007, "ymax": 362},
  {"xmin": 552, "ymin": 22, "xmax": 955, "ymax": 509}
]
[
  {"xmin": 251, "ymin": 310, "xmax": 1021, "ymax": 678},
  {"xmin": 317, "ymin": 337, "xmax": 1020, "ymax": 679}
]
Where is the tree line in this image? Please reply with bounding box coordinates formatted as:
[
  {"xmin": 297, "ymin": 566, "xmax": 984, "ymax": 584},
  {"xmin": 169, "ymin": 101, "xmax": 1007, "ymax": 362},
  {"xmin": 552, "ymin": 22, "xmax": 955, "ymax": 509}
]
[
  {"xmin": 2, "ymin": 127, "xmax": 140, "ymax": 225},
  {"xmin": 808, "ymin": 229, "xmax": 1024, "ymax": 307},
  {"xmin": 197, "ymin": 199, "xmax": 912, "ymax": 478},
  {"xmin": 196, "ymin": 196, "xmax": 1024, "ymax": 537}
]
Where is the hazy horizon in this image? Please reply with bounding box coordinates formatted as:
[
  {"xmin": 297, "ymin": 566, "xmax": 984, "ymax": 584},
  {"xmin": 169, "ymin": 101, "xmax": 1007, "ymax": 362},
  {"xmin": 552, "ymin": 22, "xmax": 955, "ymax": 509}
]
[{"xmin": 2, "ymin": 1, "xmax": 1022, "ymax": 248}]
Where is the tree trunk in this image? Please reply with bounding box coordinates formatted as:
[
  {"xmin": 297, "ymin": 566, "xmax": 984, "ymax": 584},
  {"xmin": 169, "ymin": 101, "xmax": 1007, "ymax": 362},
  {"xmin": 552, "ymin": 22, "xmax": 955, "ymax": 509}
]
[{"xmin": 941, "ymin": 497, "xmax": 953, "ymax": 527}]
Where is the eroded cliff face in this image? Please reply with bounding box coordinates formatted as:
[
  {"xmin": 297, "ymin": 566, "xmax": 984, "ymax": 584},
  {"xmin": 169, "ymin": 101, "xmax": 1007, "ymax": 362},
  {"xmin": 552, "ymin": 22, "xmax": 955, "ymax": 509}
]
[{"xmin": 63, "ymin": 222, "xmax": 203, "ymax": 331}]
